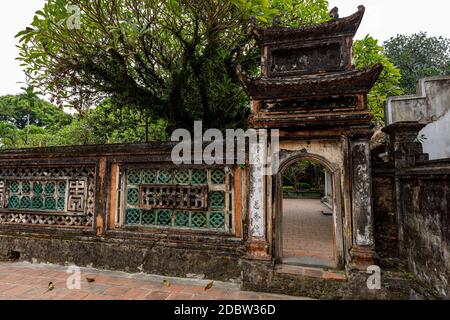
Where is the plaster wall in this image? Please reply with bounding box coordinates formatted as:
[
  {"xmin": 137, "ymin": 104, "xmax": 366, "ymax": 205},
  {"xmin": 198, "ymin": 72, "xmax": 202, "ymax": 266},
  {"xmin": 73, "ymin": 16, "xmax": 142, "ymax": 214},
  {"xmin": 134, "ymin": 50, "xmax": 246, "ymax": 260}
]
[
  {"xmin": 279, "ymin": 140, "xmax": 345, "ymax": 167},
  {"xmin": 385, "ymin": 76, "xmax": 450, "ymax": 160}
]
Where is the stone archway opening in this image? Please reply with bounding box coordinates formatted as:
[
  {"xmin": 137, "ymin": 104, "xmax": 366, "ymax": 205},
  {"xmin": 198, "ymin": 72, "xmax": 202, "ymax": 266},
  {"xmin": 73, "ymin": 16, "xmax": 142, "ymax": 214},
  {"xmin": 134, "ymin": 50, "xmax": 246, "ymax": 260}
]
[{"xmin": 275, "ymin": 154, "xmax": 341, "ymax": 269}]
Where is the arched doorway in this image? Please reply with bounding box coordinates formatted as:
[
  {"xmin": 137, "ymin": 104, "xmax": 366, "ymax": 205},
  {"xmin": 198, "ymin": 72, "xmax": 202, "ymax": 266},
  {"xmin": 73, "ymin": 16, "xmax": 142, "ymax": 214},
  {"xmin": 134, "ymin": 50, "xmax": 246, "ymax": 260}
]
[{"xmin": 273, "ymin": 152, "xmax": 344, "ymax": 269}]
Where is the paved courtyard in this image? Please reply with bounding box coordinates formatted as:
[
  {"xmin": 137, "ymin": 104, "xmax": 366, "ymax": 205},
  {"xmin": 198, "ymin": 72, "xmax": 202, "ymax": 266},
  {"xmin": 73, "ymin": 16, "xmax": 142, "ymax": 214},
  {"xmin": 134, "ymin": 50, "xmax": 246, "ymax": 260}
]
[
  {"xmin": 0, "ymin": 262, "xmax": 308, "ymax": 300},
  {"xmin": 282, "ymin": 199, "xmax": 335, "ymax": 267}
]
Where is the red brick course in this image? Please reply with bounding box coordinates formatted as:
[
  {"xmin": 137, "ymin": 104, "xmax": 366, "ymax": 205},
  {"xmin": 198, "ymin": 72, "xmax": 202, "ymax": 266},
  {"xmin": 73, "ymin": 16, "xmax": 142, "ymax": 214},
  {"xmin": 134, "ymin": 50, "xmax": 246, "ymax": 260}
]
[{"xmin": 0, "ymin": 262, "xmax": 308, "ymax": 300}]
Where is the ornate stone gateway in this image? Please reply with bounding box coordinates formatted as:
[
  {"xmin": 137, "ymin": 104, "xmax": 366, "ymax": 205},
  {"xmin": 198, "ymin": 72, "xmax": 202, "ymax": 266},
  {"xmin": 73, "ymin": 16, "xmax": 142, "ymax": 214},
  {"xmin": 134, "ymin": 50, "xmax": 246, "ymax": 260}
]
[
  {"xmin": 2, "ymin": 4, "xmax": 420, "ymax": 300},
  {"xmin": 240, "ymin": 6, "xmax": 382, "ymax": 271}
]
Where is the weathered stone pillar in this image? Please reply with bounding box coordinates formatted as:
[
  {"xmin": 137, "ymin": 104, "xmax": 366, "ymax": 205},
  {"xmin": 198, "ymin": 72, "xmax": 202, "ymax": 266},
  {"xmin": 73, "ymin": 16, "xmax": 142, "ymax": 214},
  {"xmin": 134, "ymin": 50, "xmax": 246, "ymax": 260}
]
[
  {"xmin": 322, "ymin": 171, "xmax": 333, "ymax": 211},
  {"xmin": 246, "ymin": 130, "xmax": 271, "ymax": 260},
  {"xmin": 325, "ymin": 172, "xmax": 332, "ymax": 198},
  {"xmin": 349, "ymin": 133, "xmax": 376, "ymax": 270}
]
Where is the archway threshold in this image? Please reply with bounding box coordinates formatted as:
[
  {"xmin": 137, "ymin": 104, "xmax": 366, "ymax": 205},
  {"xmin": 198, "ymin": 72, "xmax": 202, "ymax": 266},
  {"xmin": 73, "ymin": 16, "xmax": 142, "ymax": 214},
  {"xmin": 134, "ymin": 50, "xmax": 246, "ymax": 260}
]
[
  {"xmin": 283, "ymin": 256, "xmax": 336, "ymax": 269},
  {"xmin": 276, "ymin": 264, "xmax": 346, "ymax": 281}
]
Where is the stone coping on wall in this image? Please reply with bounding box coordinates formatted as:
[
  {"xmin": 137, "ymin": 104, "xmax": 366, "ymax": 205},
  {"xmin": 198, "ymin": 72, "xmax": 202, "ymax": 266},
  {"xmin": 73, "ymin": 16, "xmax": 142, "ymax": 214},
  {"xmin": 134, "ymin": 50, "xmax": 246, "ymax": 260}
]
[
  {"xmin": 0, "ymin": 141, "xmax": 247, "ymax": 163},
  {"xmin": 385, "ymin": 75, "xmax": 450, "ymax": 125},
  {"xmin": 0, "ymin": 142, "xmax": 178, "ymax": 157}
]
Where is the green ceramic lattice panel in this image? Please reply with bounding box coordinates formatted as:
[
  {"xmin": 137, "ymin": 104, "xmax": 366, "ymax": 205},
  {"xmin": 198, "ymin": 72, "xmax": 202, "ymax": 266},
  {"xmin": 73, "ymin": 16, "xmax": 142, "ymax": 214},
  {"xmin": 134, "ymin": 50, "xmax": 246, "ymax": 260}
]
[
  {"xmin": 157, "ymin": 170, "xmax": 172, "ymax": 184},
  {"xmin": 209, "ymin": 191, "xmax": 225, "ymax": 209},
  {"xmin": 192, "ymin": 170, "xmax": 207, "ymax": 185},
  {"xmin": 127, "ymin": 170, "xmax": 141, "ymax": 184},
  {"xmin": 33, "ymin": 182, "xmax": 43, "ymax": 195},
  {"xmin": 22, "ymin": 181, "xmax": 31, "ymax": 194},
  {"xmin": 20, "ymin": 196, "xmax": 32, "ymax": 209},
  {"xmin": 142, "ymin": 170, "xmax": 157, "ymax": 184},
  {"xmin": 57, "ymin": 197, "xmax": 65, "ymax": 211},
  {"xmin": 44, "ymin": 182, "xmax": 55, "ymax": 195},
  {"xmin": 58, "ymin": 181, "xmax": 66, "ymax": 194},
  {"xmin": 175, "ymin": 170, "xmax": 190, "ymax": 184},
  {"xmin": 191, "ymin": 212, "xmax": 207, "ymax": 228},
  {"xmin": 5, "ymin": 180, "xmax": 67, "ymax": 212},
  {"xmin": 123, "ymin": 167, "xmax": 229, "ymax": 231},
  {"xmin": 127, "ymin": 188, "xmax": 139, "ymax": 206},
  {"xmin": 156, "ymin": 210, "xmax": 172, "ymax": 225},
  {"xmin": 211, "ymin": 169, "xmax": 225, "ymax": 184},
  {"xmin": 7, "ymin": 195, "xmax": 20, "ymax": 209},
  {"xmin": 141, "ymin": 210, "xmax": 156, "ymax": 225},
  {"xmin": 126, "ymin": 209, "xmax": 141, "ymax": 224},
  {"xmin": 174, "ymin": 211, "xmax": 189, "ymax": 227},
  {"xmin": 10, "ymin": 181, "xmax": 19, "ymax": 193},
  {"xmin": 44, "ymin": 197, "xmax": 57, "ymax": 210},
  {"xmin": 208, "ymin": 211, "xmax": 226, "ymax": 229},
  {"xmin": 32, "ymin": 196, "xmax": 44, "ymax": 209}
]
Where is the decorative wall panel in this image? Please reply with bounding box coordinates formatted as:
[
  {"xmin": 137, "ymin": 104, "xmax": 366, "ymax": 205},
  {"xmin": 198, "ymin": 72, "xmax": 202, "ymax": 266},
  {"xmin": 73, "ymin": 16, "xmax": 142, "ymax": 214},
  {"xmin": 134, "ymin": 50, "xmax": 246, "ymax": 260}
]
[
  {"xmin": 122, "ymin": 168, "xmax": 229, "ymax": 231},
  {"xmin": 0, "ymin": 167, "xmax": 95, "ymax": 227}
]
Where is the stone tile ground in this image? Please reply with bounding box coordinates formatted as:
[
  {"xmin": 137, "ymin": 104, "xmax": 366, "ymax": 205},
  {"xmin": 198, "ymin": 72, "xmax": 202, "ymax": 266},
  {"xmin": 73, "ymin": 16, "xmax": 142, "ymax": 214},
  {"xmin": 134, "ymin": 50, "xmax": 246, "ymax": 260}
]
[
  {"xmin": 0, "ymin": 262, "xmax": 308, "ymax": 300},
  {"xmin": 283, "ymin": 199, "xmax": 334, "ymax": 266}
]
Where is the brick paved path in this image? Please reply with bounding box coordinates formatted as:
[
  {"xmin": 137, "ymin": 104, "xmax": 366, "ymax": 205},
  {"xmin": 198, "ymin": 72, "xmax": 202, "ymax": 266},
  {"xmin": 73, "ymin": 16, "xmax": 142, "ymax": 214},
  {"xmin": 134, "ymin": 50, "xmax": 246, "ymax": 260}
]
[
  {"xmin": 0, "ymin": 262, "xmax": 308, "ymax": 300},
  {"xmin": 282, "ymin": 199, "xmax": 335, "ymax": 267}
]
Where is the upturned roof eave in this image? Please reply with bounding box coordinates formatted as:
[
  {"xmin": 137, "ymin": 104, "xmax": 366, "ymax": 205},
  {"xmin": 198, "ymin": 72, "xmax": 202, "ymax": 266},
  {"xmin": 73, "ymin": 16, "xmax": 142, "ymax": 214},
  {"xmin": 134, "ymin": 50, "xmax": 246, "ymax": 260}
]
[
  {"xmin": 253, "ymin": 5, "xmax": 365, "ymax": 44},
  {"xmin": 240, "ymin": 63, "xmax": 383, "ymax": 100}
]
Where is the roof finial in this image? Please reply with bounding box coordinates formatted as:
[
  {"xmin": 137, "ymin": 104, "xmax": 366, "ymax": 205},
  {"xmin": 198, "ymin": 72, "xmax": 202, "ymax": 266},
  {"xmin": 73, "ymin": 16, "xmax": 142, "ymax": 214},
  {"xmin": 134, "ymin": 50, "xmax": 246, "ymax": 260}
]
[{"xmin": 329, "ymin": 7, "xmax": 339, "ymax": 20}]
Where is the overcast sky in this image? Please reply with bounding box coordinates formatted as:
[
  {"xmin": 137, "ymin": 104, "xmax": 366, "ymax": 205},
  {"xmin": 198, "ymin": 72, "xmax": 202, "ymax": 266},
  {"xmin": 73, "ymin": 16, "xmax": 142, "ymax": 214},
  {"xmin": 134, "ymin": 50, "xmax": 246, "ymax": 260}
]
[{"xmin": 1, "ymin": 0, "xmax": 449, "ymax": 96}]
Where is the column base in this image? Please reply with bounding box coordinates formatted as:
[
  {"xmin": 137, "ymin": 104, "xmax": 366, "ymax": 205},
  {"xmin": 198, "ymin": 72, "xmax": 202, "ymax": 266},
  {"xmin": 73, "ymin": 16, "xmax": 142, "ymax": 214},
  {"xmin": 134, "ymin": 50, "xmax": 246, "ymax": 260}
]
[
  {"xmin": 348, "ymin": 246, "xmax": 376, "ymax": 271},
  {"xmin": 245, "ymin": 239, "xmax": 272, "ymax": 261}
]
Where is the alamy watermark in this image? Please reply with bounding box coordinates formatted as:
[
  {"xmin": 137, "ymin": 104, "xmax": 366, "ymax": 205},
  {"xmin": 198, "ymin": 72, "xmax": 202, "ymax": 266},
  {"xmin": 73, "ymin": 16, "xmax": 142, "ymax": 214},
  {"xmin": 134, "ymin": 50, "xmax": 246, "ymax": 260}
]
[
  {"xmin": 64, "ymin": 5, "xmax": 81, "ymax": 30},
  {"xmin": 171, "ymin": 121, "xmax": 280, "ymax": 176},
  {"xmin": 367, "ymin": 265, "xmax": 381, "ymax": 290},
  {"xmin": 66, "ymin": 265, "xmax": 81, "ymax": 290}
]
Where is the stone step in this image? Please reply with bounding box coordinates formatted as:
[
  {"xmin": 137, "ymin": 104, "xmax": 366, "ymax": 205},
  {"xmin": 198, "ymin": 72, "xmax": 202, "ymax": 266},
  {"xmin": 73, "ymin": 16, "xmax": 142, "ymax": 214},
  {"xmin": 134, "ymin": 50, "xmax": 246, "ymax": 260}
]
[{"xmin": 275, "ymin": 264, "xmax": 346, "ymax": 281}]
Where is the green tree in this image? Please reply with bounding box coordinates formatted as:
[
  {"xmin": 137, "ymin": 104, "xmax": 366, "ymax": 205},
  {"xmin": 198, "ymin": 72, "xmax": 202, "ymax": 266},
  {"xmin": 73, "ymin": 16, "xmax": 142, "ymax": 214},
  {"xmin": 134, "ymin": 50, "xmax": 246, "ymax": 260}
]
[
  {"xmin": 0, "ymin": 91, "xmax": 73, "ymax": 149},
  {"xmin": 354, "ymin": 35, "xmax": 403, "ymax": 124},
  {"xmin": 384, "ymin": 32, "xmax": 450, "ymax": 94},
  {"xmin": 16, "ymin": 0, "xmax": 330, "ymax": 131},
  {"xmin": 283, "ymin": 161, "xmax": 310, "ymax": 190},
  {"xmin": 62, "ymin": 99, "xmax": 169, "ymax": 145},
  {"xmin": 282, "ymin": 160, "xmax": 325, "ymax": 191},
  {"xmin": 0, "ymin": 92, "xmax": 72, "ymax": 130},
  {"xmin": 19, "ymin": 86, "xmax": 42, "ymax": 145},
  {"xmin": 0, "ymin": 94, "xmax": 167, "ymax": 149},
  {"xmin": 0, "ymin": 121, "xmax": 21, "ymax": 148},
  {"xmin": 0, "ymin": 122, "xmax": 52, "ymax": 149}
]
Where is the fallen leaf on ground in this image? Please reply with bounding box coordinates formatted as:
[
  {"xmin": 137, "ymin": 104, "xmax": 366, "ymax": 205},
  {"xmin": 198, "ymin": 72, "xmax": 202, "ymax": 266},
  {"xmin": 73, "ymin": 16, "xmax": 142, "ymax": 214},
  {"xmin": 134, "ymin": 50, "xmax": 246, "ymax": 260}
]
[
  {"xmin": 86, "ymin": 277, "xmax": 96, "ymax": 283},
  {"xmin": 204, "ymin": 281, "xmax": 214, "ymax": 291},
  {"xmin": 45, "ymin": 282, "xmax": 55, "ymax": 293},
  {"xmin": 163, "ymin": 279, "xmax": 171, "ymax": 287}
]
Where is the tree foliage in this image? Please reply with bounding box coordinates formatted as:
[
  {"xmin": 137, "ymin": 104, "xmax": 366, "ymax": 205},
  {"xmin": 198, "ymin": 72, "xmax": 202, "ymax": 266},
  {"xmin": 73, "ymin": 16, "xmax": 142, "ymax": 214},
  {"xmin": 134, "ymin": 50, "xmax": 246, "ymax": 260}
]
[
  {"xmin": 59, "ymin": 99, "xmax": 169, "ymax": 145},
  {"xmin": 384, "ymin": 32, "xmax": 450, "ymax": 94},
  {"xmin": 0, "ymin": 90, "xmax": 71, "ymax": 130},
  {"xmin": 354, "ymin": 35, "xmax": 403, "ymax": 124},
  {"xmin": 283, "ymin": 160, "xmax": 324, "ymax": 191},
  {"xmin": 13, "ymin": 0, "xmax": 407, "ymax": 139},
  {"xmin": 16, "ymin": 0, "xmax": 330, "ymax": 131},
  {"xmin": 0, "ymin": 93, "xmax": 70, "ymax": 149},
  {"xmin": 0, "ymin": 96, "xmax": 168, "ymax": 149}
]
